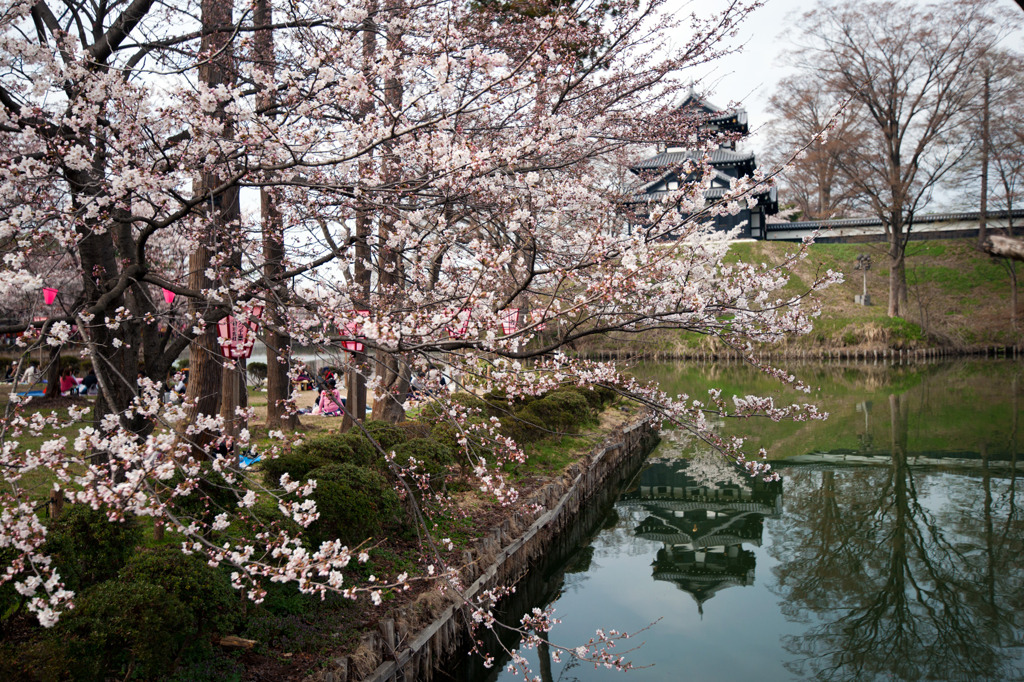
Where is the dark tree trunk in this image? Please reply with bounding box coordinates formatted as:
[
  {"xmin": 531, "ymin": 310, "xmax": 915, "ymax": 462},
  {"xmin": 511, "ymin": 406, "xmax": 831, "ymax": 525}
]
[
  {"xmin": 979, "ymin": 73, "xmax": 990, "ymax": 248},
  {"xmin": 370, "ymin": 354, "xmax": 410, "ymax": 423},
  {"xmin": 343, "ymin": 0, "xmax": 376, "ymax": 432},
  {"xmin": 43, "ymin": 346, "xmax": 61, "ymax": 399},
  {"xmin": 254, "ymin": 0, "xmax": 299, "ymax": 431},
  {"xmin": 179, "ymin": 0, "xmax": 237, "ymax": 458}
]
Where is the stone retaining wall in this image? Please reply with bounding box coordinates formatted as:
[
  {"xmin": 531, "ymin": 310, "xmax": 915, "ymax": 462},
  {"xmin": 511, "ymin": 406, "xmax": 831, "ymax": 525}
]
[{"xmin": 312, "ymin": 417, "xmax": 659, "ymax": 682}]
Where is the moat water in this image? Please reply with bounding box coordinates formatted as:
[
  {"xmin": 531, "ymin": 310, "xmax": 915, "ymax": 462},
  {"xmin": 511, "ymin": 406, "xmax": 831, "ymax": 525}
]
[{"xmin": 452, "ymin": 359, "xmax": 1024, "ymax": 682}]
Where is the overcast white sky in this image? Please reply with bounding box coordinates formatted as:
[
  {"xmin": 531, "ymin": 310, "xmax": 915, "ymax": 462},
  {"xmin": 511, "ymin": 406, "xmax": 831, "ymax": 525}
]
[{"xmin": 683, "ymin": 0, "xmax": 1024, "ymax": 159}]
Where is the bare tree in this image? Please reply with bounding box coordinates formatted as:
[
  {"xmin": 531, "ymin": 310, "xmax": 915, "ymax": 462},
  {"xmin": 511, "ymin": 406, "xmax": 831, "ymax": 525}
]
[
  {"xmin": 790, "ymin": 0, "xmax": 996, "ymax": 317},
  {"xmin": 764, "ymin": 74, "xmax": 864, "ymax": 221},
  {"xmin": 961, "ymin": 51, "xmax": 1024, "ymax": 330}
]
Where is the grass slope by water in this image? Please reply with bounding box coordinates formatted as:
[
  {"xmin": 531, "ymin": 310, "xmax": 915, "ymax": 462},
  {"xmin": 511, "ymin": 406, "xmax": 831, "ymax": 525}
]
[{"xmin": 585, "ymin": 238, "xmax": 1022, "ymax": 354}]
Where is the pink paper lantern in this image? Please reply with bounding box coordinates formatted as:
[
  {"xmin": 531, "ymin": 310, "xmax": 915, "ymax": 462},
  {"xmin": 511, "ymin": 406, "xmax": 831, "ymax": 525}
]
[
  {"xmin": 43, "ymin": 288, "xmax": 58, "ymax": 305},
  {"xmin": 446, "ymin": 309, "xmax": 471, "ymax": 339},
  {"xmin": 162, "ymin": 288, "xmax": 176, "ymax": 304},
  {"xmin": 340, "ymin": 309, "xmax": 370, "ymax": 354},
  {"xmin": 500, "ymin": 308, "xmax": 520, "ymax": 335},
  {"xmin": 216, "ymin": 305, "xmax": 264, "ymax": 359}
]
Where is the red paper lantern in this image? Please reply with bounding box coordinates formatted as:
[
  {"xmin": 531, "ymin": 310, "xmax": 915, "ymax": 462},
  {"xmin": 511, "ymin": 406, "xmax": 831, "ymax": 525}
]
[
  {"xmin": 446, "ymin": 308, "xmax": 471, "ymax": 339},
  {"xmin": 217, "ymin": 305, "xmax": 264, "ymax": 359},
  {"xmin": 500, "ymin": 308, "xmax": 520, "ymax": 335},
  {"xmin": 340, "ymin": 309, "xmax": 370, "ymax": 353},
  {"xmin": 162, "ymin": 288, "xmax": 176, "ymax": 304},
  {"xmin": 43, "ymin": 288, "xmax": 58, "ymax": 305}
]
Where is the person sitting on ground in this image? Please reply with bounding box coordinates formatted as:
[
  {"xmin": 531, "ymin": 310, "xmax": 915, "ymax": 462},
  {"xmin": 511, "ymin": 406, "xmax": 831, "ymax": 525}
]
[
  {"xmin": 19, "ymin": 364, "xmax": 37, "ymax": 387},
  {"xmin": 79, "ymin": 368, "xmax": 98, "ymax": 395},
  {"xmin": 2, "ymin": 365, "xmax": 12, "ymax": 382},
  {"xmin": 59, "ymin": 368, "xmax": 78, "ymax": 395},
  {"xmin": 410, "ymin": 370, "xmax": 426, "ymax": 400},
  {"xmin": 318, "ymin": 379, "xmax": 345, "ymax": 416}
]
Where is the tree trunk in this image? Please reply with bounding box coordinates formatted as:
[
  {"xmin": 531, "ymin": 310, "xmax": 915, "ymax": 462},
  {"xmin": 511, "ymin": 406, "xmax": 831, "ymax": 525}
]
[
  {"xmin": 343, "ymin": 0, "xmax": 377, "ymax": 431},
  {"xmin": 342, "ymin": 353, "xmax": 367, "ymax": 431},
  {"xmin": 1010, "ymin": 263, "xmax": 1018, "ymax": 332},
  {"xmin": 179, "ymin": 0, "xmax": 237, "ymax": 459},
  {"xmin": 887, "ymin": 241, "xmax": 908, "ymax": 318},
  {"xmin": 979, "ymin": 73, "xmax": 990, "ymax": 248},
  {"xmin": 370, "ymin": 0, "xmax": 407, "ymax": 424},
  {"xmin": 254, "ymin": 0, "xmax": 299, "ymax": 431},
  {"xmin": 261, "ymin": 184, "xmax": 297, "ymax": 430},
  {"xmin": 43, "ymin": 345, "xmax": 61, "ymax": 399},
  {"xmin": 370, "ymin": 353, "xmax": 409, "ymax": 423}
]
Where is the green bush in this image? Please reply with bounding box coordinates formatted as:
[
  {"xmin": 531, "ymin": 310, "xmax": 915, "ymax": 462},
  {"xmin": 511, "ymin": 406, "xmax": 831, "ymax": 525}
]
[
  {"xmin": 55, "ymin": 547, "xmax": 242, "ymax": 680},
  {"xmin": 392, "ymin": 438, "xmax": 456, "ymax": 487},
  {"xmin": 261, "ymin": 450, "xmax": 331, "ymax": 487},
  {"xmin": 59, "ymin": 357, "xmax": 84, "ymax": 373},
  {"xmin": 550, "ymin": 384, "xmax": 615, "ymax": 410},
  {"xmin": 262, "ymin": 432, "xmax": 390, "ymax": 487},
  {"xmin": 451, "ymin": 391, "xmax": 490, "ymax": 412},
  {"xmin": 296, "ymin": 432, "xmax": 381, "ymax": 468},
  {"xmin": 508, "ymin": 390, "xmax": 594, "ymax": 443},
  {"xmin": 335, "ymin": 431, "xmax": 380, "ymax": 466},
  {"xmin": 44, "ymin": 506, "xmax": 142, "ymax": 593},
  {"xmin": 430, "ymin": 421, "xmax": 462, "ymax": 453},
  {"xmin": 363, "ymin": 420, "xmax": 407, "ymax": 452},
  {"xmin": 168, "ymin": 463, "xmax": 241, "ymax": 530},
  {"xmin": 883, "ymin": 316, "xmax": 925, "ymax": 346},
  {"xmin": 303, "ymin": 463, "xmax": 400, "ymax": 548},
  {"xmin": 396, "ymin": 420, "xmax": 432, "ymax": 440}
]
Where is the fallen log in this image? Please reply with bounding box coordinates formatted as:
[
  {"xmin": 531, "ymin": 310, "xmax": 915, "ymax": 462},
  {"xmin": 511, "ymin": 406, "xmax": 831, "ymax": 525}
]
[{"xmin": 985, "ymin": 235, "xmax": 1024, "ymax": 262}]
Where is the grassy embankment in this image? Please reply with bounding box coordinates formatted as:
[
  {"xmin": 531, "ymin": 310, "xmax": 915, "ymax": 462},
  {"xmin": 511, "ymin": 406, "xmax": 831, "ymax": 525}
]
[
  {"xmin": 0, "ymin": 383, "xmax": 640, "ymax": 681},
  {"xmin": 582, "ymin": 238, "xmax": 1022, "ymax": 355}
]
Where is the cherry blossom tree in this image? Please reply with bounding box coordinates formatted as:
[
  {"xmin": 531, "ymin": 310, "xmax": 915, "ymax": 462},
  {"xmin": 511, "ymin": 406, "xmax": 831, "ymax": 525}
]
[{"xmin": 0, "ymin": 0, "xmax": 839, "ymax": 640}]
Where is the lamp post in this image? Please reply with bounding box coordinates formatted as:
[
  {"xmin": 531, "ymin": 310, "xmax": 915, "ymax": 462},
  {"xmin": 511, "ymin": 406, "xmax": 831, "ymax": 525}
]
[{"xmin": 854, "ymin": 254, "xmax": 872, "ymax": 306}]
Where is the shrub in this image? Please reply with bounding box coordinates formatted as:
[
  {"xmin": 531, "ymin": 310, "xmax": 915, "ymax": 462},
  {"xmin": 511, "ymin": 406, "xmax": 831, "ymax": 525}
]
[
  {"xmin": 451, "ymin": 391, "xmax": 490, "ymax": 412},
  {"xmin": 261, "ymin": 450, "xmax": 331, "ymax": 488},
  {"xmin": 167, "ymin": 463, "xmax": 241, "ymax": 530},
  {"xmin": 59, "ymin": 357, "xmax": 84, "ymax": 373},
  {"xmin": 295, "ymin": 432, "xmax": 381, "ymax": 468},
  {"xmin": 509, "ymin": 390, "xmax": 593, "ymax": 442},
  {"xmin": 392, "ymin": 438, "xmax": 456, "ymax": 486},
  {"xmin": 55, "ymin": 547, "xmax": 242, "ymax": 680},
  {"xmin": 396, "ymin": 420, "xmax": 432, "ymax": 440},
  {"xmin": 262, "ymin": 432, "xmax": 390, "ymax": 487},
  {"xmin": 883, "ymin": 316, "xmax": 925, "ymax": 346},
  {"xmin": 0, "ymin": 549, "xmax": 20, "ymax": 624},
  {"xmin": 363, "ymin": 419, "xmax": 407, "ymax": 452},
  {"xmin": 302, "ymin": 463, "xmax": 400, "ymax": 548},
  {"xmin": 335, "ymin": 431, "xmax": 381, "ymax": 467},
  {"xmin": 430, "ymin": 421, "xmax": 462, "ymax": 453},
  {"xmin": 550, "ymin": 384, "xmax": 614, "ymax": 410},
  {"xmin": 44, "ymin": 505, "xmax": 142, "ymax": 592}
]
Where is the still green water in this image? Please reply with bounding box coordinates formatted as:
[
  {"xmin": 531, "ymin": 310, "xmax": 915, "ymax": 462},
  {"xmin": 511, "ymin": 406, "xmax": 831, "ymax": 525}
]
[{"xmin": 459, "ymin": 360, "xmax": 1024, "ymax": 682}]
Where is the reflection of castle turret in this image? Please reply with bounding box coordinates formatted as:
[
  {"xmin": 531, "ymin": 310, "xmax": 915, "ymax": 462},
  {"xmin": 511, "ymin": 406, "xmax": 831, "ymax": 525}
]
[{"xmin": 620, "ymin": 457, "xmax": 783, "ymax": 614}]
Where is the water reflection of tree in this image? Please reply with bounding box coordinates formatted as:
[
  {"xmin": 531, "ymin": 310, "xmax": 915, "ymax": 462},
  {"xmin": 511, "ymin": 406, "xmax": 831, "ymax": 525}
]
[{"xmin": 772, "ymin": 391, "xmax": 1024, "ymax": 681}]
